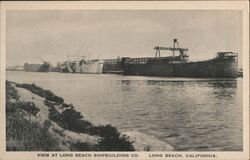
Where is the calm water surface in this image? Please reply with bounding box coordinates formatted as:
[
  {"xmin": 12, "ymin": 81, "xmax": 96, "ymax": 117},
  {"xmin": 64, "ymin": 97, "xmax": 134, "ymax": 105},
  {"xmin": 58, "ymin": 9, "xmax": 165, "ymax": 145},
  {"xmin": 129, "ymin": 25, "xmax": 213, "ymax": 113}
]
[{"xmin": 7, "ymin": 71, "xmax": 243, "ymax": 151}]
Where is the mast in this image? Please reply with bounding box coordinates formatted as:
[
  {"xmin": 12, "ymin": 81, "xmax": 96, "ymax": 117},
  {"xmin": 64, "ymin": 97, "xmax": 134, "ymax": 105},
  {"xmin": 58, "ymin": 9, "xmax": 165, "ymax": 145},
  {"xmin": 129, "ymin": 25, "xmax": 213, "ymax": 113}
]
[{"xmin": 155, "ymin": 46, "xmax": 161, "ymax": 58}]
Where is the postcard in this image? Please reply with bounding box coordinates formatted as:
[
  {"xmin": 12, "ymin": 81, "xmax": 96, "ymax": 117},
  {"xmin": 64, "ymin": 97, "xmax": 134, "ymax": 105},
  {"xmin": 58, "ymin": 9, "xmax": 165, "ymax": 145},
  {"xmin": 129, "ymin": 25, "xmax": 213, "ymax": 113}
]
[{"xmin": 0, "ymin": 1, "xmax": 249, "ymax": 160}]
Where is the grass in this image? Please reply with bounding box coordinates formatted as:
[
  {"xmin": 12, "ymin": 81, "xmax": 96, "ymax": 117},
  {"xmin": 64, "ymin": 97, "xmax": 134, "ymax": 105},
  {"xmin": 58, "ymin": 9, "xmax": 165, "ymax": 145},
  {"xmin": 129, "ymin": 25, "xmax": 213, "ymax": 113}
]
[
  {"xmin": 45, "ymin": 98, "xmax": 134, "ymax": 151},
  {"xmin": 6, "ymin": 81, "xmax": 19, "ymax": 100},
  {"xmin": 6, "ymin": 113, "xmax": 60, "ymax": 151},
  {"xmin": 6, "ymin": 81, "xmax": 135, "ymax": 151},
  {"xmin": 16, "ymin": 83, "xmax": 64, "ymax": 104},
  {"xmin": 91, "ymin": 125, "xmax": 135, "ymax": 151},
  {"xmin": 45, "ymin": 100, "xmax": 92, "ymax": 133},
  {"xmin": 6, "ymin": 81, "xmax": 60, "ymax": 151},
  {"xmin": 45, "ymin": 100, "xmax": 134, "ymax": 151},
  {"xmin": 6, "ymin": 101, "xmax": 40, "ymax": 116},
  {"xmin": 69, "ymin": 141, "xmax": 98, "ymax": 151}
]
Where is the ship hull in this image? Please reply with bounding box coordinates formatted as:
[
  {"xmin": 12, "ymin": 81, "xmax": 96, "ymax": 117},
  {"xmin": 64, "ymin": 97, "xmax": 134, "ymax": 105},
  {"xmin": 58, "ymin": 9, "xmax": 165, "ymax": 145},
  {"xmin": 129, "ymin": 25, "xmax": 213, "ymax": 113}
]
[
  {"xmin": 62, "ymin": 60, "xmax": 104, "ymax": 74},
  {"xmin": 24, "ymin": 64, "xmax": 49, "ymax": 72},
  {"xmin": 74, "ymin": 61, "xmax": 103, "ymax": 74},
  {"xmin": 123, "ymin": 57, "xmax": 238, "ymax": 78}
]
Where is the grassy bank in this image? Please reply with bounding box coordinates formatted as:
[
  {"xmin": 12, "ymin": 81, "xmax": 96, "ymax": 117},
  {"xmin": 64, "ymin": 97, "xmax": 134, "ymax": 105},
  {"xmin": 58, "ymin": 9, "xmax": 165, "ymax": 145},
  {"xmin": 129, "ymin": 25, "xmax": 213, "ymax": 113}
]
[{"xmin": 6, "ymin": 81, "xmax": 134, "ymax": 151}]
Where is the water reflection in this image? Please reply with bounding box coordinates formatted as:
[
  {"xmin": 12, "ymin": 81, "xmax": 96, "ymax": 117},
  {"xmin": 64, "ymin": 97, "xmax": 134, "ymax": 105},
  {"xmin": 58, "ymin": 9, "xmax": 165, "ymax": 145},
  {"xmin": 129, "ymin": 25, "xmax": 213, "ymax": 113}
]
[
  {"xmin": 146, "ymin": 80, "xmax": 185, "ymax": 87},
  {"xmin": 208, "ymin": 80, "xmax": 237, "ymax": 88},
  {"xmin": 208, "ymin": 80, "xmax": 237, "ymax": 99},
  {"xmin": 120, "ymin": 80, "xmax": 132, "ymax": 92},
  {"xmin": 121, "ymin": 80, "xmax": 131, "ymax": 85}
]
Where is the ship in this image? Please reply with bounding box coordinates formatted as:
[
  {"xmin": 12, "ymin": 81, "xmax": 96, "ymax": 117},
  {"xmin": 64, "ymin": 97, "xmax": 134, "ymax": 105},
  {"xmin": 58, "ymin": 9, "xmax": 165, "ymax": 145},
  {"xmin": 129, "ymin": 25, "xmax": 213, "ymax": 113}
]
[
  {"xmin": 6, "ymin": 65, "xmax": 24, "ymax": 71},
  {"xmin": 23, "ymin": 56, "xmax": 55, "ymax": 72},
  {"xmin": 121, "ymin": 39, "xmax": 239, "ymax": 78},
  {"xmin": 57, "ymin": 55, "xmax": 104, "ymax": 74},
  {"xmin": 24, "ymin": 61, "xmax": 54, "ymax": 72}
]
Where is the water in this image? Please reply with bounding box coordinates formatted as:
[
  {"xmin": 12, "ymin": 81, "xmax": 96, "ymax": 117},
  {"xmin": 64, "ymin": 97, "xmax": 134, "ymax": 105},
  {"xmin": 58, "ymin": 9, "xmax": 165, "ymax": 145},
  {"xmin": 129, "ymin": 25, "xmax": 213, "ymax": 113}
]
[{"xmin": 6, "ymin": 71, "xmax": 243, "ymax": 151}]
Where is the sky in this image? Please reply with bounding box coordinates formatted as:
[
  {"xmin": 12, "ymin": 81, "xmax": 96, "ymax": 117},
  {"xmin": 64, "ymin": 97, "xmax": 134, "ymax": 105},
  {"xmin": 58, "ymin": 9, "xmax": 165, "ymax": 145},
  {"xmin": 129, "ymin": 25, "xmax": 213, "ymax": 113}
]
[{"xmin": 6, "ymin": 10, "xmax": 242, "ymax": 66}]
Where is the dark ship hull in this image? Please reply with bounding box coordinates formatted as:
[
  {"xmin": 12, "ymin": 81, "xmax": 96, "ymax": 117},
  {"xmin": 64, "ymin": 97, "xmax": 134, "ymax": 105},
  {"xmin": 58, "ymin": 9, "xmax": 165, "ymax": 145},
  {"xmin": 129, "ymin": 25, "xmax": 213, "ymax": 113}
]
[
  {"xmin": 24, "ymin": 62, "xmax": 52, "ymax": 72},
  {"xmin": 121, "ymin": 39, "xmax": 239, "ymax": 78},
  {"xmin": 122, "ymin": 55, "xmax": 238, "ymax": 78}
]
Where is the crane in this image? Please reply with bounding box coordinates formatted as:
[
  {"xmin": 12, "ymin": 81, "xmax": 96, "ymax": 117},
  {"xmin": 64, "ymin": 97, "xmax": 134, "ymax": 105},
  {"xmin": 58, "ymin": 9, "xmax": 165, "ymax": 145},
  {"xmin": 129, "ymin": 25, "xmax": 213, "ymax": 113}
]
[
  {"xmin": 67, "ymin": 55, "xmax": 86, "ymax": 62},
  {"xmin": 38, "ymin": 56, "xmax": 50, "ymax": 64},
  {"xmin": 39, "ymin": 56, "xmax": 46, "ymax": 62},
  {"xmin": 154, "ymin": 39, "xmax": 188, "ymax": 58}
]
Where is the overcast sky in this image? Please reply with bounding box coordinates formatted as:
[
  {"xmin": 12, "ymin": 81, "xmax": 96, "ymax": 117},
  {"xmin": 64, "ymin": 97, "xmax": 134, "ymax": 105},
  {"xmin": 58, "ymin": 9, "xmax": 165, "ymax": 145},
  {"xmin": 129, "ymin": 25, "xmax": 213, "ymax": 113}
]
[{"xmin": 6, "ymin": 10, "xmax": 242, "ymax": 66}]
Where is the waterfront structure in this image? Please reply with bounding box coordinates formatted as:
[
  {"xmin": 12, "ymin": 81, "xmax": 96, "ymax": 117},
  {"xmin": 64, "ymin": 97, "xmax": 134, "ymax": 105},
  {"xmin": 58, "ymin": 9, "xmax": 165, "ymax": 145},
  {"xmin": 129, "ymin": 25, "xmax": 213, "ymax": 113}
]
[{"xmin": 102, "ymin": 57, "xmax": 123, "ymax": 73}]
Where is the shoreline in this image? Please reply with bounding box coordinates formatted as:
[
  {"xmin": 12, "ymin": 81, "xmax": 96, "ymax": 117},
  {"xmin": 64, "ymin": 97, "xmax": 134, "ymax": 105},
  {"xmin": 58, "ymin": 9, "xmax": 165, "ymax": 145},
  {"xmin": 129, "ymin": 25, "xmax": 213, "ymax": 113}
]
[{"xmin": 6, "ymin": 80, "xmax": 173, "ymax": 151}]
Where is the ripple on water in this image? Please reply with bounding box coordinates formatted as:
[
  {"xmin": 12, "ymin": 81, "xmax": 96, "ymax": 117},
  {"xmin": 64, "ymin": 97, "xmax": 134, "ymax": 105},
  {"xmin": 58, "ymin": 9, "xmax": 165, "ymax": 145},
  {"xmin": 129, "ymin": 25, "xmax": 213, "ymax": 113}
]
[{"xmin": 6, "ymin": 71, "xmax": 243, "ymax": 151}]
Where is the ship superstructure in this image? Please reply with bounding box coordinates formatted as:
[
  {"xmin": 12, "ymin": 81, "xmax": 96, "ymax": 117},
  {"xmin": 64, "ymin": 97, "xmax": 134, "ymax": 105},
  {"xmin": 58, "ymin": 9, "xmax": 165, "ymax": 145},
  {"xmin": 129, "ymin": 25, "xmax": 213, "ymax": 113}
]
[{"xmin": 57, "ymin": 55, "xmax": 104, "ymax": 74}]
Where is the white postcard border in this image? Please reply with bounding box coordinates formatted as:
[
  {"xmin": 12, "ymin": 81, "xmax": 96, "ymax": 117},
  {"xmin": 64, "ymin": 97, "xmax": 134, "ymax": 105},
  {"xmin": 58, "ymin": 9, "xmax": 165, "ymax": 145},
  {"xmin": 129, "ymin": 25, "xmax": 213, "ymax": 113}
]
[{"xmin": 0, "ymin": 1, "xmax": 249, "ymax": 160}]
